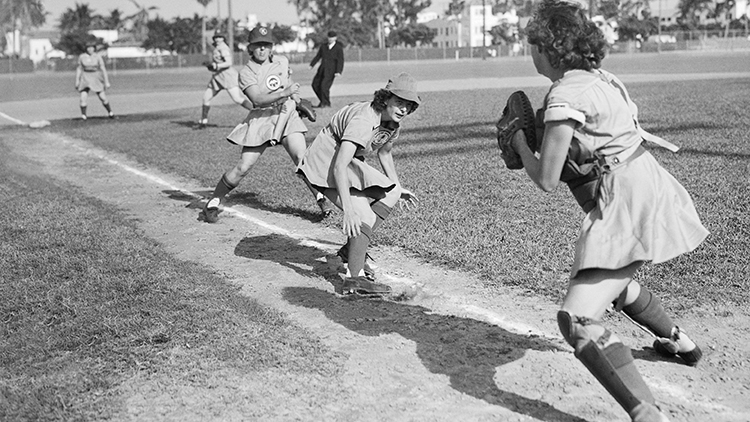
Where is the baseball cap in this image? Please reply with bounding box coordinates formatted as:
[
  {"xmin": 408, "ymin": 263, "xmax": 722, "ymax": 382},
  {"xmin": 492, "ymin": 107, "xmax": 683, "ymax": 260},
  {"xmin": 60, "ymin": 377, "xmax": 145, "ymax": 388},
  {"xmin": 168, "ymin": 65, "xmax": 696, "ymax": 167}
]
[
  {"xmin": 248, "ymin": 26, "xmax": 274, "ymax": 45},
  {"xmin": 385, "ymin": 73, "xmax": 421, "ymax": 105}
]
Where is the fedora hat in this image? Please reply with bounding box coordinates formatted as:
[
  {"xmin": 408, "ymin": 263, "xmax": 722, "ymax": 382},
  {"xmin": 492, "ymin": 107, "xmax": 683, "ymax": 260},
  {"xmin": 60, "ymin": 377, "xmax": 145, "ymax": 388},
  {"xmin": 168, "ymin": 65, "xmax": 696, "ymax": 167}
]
[
  {"xmin": 385, "ymin": 73, "xmax": 421, "ymax": 105},
  {"xmin": 248, "ymin": 26, "xmax": 274, "ymax": 45}
]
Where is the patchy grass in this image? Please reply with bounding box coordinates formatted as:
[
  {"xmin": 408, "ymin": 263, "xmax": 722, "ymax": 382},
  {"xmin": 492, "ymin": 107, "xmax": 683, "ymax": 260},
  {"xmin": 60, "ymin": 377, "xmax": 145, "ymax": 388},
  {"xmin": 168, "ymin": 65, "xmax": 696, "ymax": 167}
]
[
  {"xmin": 0, "ymin": 151, "xmax": 342, "ymax": 421},
  {"xmin": 41, "ymin": 77, "xmax": 750, "ymax": 312}
]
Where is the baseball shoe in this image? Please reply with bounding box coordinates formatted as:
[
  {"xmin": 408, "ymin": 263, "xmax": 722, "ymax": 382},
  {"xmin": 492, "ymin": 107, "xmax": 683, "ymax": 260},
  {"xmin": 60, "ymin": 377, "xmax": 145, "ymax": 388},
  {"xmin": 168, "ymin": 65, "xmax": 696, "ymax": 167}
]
[
  {"xmin": 337, "ymin": 244, "xmax": 375, "ymax": 280},
  {"xmin": 629, "ymin": 402, "xmax": 670, "ymax": 422},
  {"xmin": 81, "ymin": 114, "xmax": 87, "ymax": 121},
  {"xmin": 652, "ymin": 326, "xmax": 702, "ymax": 366},
  {"xmin": 317, "ymin": 196, "xmax": 334, "ymax": 217},
  {"xmin": 108, "ymin": 111, "xmax": 115, "ymax": 119},
  {"xmin": 197, "ymin": 118, "xmax": 208, "ymax": 129},
  {"xmin": 203, "ymin": 197, "xmax": 220, "ymax": 223},
  {"xmin": 341, "ymin": 276, "xmax": 391, "ymax": 296}
]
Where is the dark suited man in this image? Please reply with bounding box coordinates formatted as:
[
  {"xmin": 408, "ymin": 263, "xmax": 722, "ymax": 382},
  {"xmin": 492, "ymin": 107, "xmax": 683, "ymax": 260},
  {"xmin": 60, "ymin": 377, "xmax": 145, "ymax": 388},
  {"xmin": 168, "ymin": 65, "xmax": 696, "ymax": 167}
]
[{"xmin": 309, "ymin": 30, "xmax": 345, "ymax": 108}]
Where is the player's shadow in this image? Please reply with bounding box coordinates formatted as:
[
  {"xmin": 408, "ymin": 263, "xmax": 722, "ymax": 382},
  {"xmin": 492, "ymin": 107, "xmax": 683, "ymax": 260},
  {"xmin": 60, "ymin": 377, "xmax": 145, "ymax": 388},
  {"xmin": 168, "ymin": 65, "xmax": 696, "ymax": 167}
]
[
  {"xmin": 171, "ymin": 120, "xmax": 232, "ymax": 130},
  {"xmin": 162, "ymin": 189, "xmax": 333, "ymax": 223},
  {"xmin": 234, "ymin": 233, "xmax": 345, "ymax": 290},
  {"xmin": 283, "ymin": 286, "xmax": 586, "ymax": 422}
]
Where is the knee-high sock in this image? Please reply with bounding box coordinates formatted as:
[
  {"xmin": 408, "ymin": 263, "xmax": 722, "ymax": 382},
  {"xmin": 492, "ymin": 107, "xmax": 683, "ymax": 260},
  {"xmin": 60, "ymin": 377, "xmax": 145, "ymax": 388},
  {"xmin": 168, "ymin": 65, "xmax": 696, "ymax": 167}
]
[
  {"xmin": 212, "ymin": 174, "xmax": 238, "ymax": 201},
  {"xmin": 347, "ymin": 224, "xmax": 372, "ymax": 278},
  {"xmin": 201, "ymin": 104, "xmax": 210, "ymax": 121},
  {"xmin": 103, "ymin": 102, "xmax": 112, "ymax": 112},
  {"xmin": 80, "ymin": 105, "xmax": 87, "ymax": 116},
  {"xmin": 370, "ymin": 201, "xmax": 392, "ymax": 231},
  {"xmin": 622, "ymin": 287, "xmax": 675, "ymax": 338}
]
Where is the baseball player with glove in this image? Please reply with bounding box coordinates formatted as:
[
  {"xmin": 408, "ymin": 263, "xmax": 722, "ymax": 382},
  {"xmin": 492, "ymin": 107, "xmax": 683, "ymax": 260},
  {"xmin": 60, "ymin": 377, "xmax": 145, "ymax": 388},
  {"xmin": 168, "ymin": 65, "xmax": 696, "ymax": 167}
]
[
  {"xmin": 500, "ymin": 1, "xmax": 709, "ymax": 421},
  {"xmin": 198, "ymin": 32, "xmax": 253, "ymax": 128},
  {"xmin": 202, "ymin": 26, "xmax": 333, "ymax": 224}
]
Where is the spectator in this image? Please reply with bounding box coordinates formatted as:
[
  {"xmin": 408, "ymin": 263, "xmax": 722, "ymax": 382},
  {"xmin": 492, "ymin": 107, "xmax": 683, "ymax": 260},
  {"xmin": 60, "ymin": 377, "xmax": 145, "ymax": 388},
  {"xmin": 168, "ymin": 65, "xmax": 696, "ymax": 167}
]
[{"xmin": 309, "ymin": 30, "xmax": 344, "ymax": 108}]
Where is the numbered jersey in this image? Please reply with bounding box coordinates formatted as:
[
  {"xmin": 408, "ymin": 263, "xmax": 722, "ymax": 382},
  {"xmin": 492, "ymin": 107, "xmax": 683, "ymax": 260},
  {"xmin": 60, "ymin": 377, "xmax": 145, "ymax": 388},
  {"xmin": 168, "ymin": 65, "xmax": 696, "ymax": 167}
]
[{"xmin": 239, "ymin": 55, "xmax": 292, "ymax": 107}]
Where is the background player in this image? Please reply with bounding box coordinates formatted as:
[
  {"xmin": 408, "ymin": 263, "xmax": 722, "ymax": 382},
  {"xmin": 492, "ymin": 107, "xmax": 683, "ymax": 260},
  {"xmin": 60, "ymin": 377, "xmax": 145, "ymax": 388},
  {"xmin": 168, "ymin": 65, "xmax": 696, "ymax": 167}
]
[
  {"xmin": 505, "ymin": 1, "xmax": 709, "ymax": 420},
  {"xmin": 296, "ymin": 73, "xmax": 420, "ymax": 295},
  {"xmin": 199, "ymin": 32, "xmax": 253, "ymax": 128},
  {"xmin": 75, "ymin": 40, "xmax": 114, "ymax": 120},
  {"xmin": 202, "ymin": 26, "xmax": 332, "ymax": 223}
]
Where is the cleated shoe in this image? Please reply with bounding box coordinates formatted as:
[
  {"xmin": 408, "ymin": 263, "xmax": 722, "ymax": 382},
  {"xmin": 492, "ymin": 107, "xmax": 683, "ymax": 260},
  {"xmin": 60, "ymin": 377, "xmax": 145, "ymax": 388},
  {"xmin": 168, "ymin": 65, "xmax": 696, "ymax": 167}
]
[
  {"xmin": 203, "ymin": 197, "xmax": 220, "ymax": 223},
  {"xmin": 108, "ymin": 111, "xmax": 115, "ymax": 119},
  {"xmin": 629, "ymin": 402, "xmax": 670, "ymax": 422},
  {"xmin": 197, "ymin": 118, "xmax": 208, "ymax": 129},
  {"xmin": 652, "ymin": 326, "xmax": 702, "ymax": 366},
  {"xmin": 81, "ymin": 114, "xmax": 87, "ymax": 121},
  {"xmin": 317, "ymin": 196, "xmax": 334, "ymax": 217},
  {"xmin": 337, "ymin": 244, "xmax": 375, "ymax": 280},
  {"xmin": 341, "ymin": 276, "xmax": 391, "ymax": 296}
]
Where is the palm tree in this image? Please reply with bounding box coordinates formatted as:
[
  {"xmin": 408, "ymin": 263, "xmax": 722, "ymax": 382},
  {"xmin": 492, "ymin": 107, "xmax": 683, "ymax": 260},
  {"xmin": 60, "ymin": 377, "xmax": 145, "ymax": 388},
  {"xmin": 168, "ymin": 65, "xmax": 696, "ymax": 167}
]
[
  {"xmin": 124, "ymin": 0, "xmax": 158, "ymax": 42},
  {"xmin": 197, "ymin": 0, "xmax": 212, "ymax": 54},
  {"xmin": 59, "ymin": 3, "xmax": 95, "ymax": 32},
  {"xmin": 0, "ymin": 0, "xmax": 46, "ymax": 56}
]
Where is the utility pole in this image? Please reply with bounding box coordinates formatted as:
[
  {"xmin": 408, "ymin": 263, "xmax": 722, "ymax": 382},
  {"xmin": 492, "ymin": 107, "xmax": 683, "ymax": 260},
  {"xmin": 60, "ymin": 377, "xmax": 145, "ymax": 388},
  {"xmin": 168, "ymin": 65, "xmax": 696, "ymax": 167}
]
[
  {"xmin": 227, "ymin": 0, "xmax": 234, "ymax": 52},
  {"xmin": 482, "ymin": 0, "xmax": 487, "ymax": 60},
  {"xmin": 657, "ymin": 0, "xmax": 662, "ymax": 53}
]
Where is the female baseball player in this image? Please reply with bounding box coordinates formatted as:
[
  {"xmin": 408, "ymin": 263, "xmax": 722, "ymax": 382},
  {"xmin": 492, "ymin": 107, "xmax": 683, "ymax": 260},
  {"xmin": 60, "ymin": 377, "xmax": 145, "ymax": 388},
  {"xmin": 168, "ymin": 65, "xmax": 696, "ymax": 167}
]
[
  {"xmin": 198, "ymin": 33, "xmax": 253, "ymax": 128},
  {"xmin": 202, "ymin": 26, "xmax": 332, "ymax": 223},
  {"xmin": 507, "ymin": 1, "xmax": 709, "ymax": 421},
  {"xmin": 296, "ymin": 73, "xmax": 420, "ymax": 295},
  {"xmin": 75, "ymin": 41, "xmax": 114, "ymax": 120}
]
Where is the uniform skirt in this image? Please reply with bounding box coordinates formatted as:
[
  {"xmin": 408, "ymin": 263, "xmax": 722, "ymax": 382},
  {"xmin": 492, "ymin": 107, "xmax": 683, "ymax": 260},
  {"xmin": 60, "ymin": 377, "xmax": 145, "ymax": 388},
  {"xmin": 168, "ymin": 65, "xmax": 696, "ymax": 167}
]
[
  {"xmin": 208, "ymin": 67, "xmax": 239, "ymax": 91},
  {"xmin": 78, "ymin": 71, "xmax": 105, "ymax": 93},
  {"xmin": 226, "ymin": 99, "xmax": 307, "ymax": 147},
  {"xmin": 296, "ymin": 129, "xmax": 396, "ymax": 197},
  {"xmin": 571, "ymin": 150, "xmax": 709, "ymax": 278}
]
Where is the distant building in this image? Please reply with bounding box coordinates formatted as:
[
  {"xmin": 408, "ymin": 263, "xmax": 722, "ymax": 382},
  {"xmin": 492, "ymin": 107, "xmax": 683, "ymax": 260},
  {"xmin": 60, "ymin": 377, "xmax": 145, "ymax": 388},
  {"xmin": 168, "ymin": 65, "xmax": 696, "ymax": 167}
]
[{"xmin": 420, "ymin": 1, "xmax": 519, "ymax": 48}]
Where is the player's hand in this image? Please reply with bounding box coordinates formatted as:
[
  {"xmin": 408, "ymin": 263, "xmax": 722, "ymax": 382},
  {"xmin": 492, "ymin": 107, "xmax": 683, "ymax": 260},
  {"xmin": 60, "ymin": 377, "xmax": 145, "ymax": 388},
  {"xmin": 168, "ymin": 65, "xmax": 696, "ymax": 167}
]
[
  {"xmin": 342, "ymin": 210, "xmax": 362, "ymax": 238},
  {"xmin": 399, "ymin": 188, "xmax": 418, "ymax": 210},
  {"xmin": 105, "ymin": 82, "xmax": 111, "ymax": 89}
]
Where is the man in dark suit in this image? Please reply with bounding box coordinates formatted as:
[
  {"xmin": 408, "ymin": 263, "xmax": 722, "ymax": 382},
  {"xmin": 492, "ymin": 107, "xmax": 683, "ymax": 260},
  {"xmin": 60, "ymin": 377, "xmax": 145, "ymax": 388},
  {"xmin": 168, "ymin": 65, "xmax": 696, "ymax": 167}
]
[{"xmin": 309, "ymin": 30, "xmax": 344, "ymax": 108}]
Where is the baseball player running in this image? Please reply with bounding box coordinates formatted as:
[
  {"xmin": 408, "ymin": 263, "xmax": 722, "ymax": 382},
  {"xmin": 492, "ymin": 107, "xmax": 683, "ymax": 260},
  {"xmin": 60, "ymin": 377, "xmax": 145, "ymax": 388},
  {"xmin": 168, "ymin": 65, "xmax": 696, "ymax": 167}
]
[{"xmin": 202, "ymin": 26, "xmax": 332, "ymax": 223}]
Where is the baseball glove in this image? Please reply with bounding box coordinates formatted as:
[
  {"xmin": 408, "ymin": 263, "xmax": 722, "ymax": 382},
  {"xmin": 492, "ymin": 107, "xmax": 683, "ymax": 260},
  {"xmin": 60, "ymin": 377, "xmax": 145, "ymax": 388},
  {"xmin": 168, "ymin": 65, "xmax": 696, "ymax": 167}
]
[
  {"xmin": 202, "ymin": 61, "xmax": 217, "ymax": 71},
  {"xmin": 496, "ymin": 91, "xmax": 536, "ymax": 170},
  {"xmin": 296, "ymin": 98, "xmax": 317, "ymax": 122}
]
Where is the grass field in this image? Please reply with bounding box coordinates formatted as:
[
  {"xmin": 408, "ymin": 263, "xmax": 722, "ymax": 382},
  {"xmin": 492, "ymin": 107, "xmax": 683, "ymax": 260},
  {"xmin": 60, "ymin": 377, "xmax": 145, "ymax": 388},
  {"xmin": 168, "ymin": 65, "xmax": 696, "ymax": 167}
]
[
  {"xmin": 34, "ymin": 75, "xmax": 750, "ymax": 310},
  {"xmin": 2, "ymin": 54, "xmax": 749, "ymax": 420}
]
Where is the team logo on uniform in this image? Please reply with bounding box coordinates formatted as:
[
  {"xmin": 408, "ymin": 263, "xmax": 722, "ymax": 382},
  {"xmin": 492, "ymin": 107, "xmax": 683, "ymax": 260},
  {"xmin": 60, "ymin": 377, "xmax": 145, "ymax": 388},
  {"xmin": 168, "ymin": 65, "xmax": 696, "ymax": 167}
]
[
  {"xmin": 370, "ymin": 126, "xmax": 394, "ymax": 149},
  {"xmin": 265, "ymin": 74, "xmax": 282, "ymax": 91},
  {"xmin": 259, "ymin": 27, "xmax": 268, "ymax": 35}
]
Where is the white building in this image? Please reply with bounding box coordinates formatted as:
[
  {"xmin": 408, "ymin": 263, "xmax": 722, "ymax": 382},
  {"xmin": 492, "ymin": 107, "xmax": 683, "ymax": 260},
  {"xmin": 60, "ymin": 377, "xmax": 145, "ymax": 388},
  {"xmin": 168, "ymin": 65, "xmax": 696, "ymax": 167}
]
[{"xmin": 421, "ymin": 1, "xmax": 519, "ymax": 48}]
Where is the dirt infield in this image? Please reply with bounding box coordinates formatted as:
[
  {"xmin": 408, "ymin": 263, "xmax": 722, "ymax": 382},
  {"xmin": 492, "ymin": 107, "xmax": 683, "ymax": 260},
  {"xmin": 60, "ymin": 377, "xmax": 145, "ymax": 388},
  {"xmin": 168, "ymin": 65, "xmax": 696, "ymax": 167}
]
[{"xmin": 3, "ymin": 124, "xmax": 748, "ymax": 421}]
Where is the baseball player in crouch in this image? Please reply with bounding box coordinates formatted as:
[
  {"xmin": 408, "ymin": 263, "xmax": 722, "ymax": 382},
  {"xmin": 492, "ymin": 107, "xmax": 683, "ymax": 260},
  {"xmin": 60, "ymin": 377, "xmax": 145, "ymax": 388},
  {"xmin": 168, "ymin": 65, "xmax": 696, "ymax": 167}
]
[
  {"xmin": 202, "ymin": 26, "xmax": 331, "ymax": 223},
  {"xmin": 296, "ymin": 73, "xmax": 420, "ymax": 295},
  {"xmin": 500, "ymin": 1, "xmax": 709, "ymax": 420},
  {"xmin": 198, "ymin": 32, "xmax": 253, "ymax": 128}
]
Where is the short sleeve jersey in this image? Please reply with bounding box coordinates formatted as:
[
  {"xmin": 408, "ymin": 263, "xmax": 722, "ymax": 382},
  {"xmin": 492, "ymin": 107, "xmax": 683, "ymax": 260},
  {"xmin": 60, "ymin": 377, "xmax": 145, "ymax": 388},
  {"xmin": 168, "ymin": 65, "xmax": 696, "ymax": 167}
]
[
  {"xmin": 78, "ymin": 53, "xmax": 102, "ymax": 72},
  {"xmin": 211, "ymin": 42, "xmax": 233, "ymax": 66},
  {"xmin": 326, "ymin": 101, "xmax": 400, "ymax": 157},
  {"xmin": 543, "ymin": 69, "xmax": 642, "ymax": 158},
  {"xmin": 239, "ymin": 55, "xmax": 292, "ymax": 107}
]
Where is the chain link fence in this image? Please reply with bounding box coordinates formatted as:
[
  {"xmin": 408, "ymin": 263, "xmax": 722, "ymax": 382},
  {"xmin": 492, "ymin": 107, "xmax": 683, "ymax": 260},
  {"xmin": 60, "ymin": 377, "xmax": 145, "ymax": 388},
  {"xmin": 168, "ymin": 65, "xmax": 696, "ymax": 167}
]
[{"xmin": 3, "ymin": 29, "xmax": 748, "ymax": 75}]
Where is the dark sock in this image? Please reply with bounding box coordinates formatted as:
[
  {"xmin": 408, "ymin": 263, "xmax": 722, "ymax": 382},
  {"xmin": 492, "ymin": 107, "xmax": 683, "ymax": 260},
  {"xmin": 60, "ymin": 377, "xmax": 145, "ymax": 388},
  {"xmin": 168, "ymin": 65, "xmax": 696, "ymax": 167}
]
[
  {"xmin": 201, "ymin": 105, "xmax": 210, "ymax": 121},
  {"xmin": 347, "ymin": 224, "xmax": 372, "ymax": 278},
  {"xmin": 370, "ymin": 201, "xmax": 392, "ymax": 231},
  {"xmin": 80, "ymin": 105, "xmax": 87, "ymax": 116},
  {"xmin": 622, "ymin": 287, "xmax": 675, "ymax": 338},
  {"xmin": 212, "ymin": 174, "xmax": 238, "ymax": 201},
  {"xmin": 103, "ymin": 102, "xmax": 112, "ymax": 112}
]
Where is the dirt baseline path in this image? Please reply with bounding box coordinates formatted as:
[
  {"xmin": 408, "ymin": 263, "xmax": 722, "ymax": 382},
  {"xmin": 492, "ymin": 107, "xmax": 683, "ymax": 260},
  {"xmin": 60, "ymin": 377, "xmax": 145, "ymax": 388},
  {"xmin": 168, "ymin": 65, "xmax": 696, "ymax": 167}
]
[{"xmin": 4, "ymin": 126, "xmax": 749, "ymax": 421}]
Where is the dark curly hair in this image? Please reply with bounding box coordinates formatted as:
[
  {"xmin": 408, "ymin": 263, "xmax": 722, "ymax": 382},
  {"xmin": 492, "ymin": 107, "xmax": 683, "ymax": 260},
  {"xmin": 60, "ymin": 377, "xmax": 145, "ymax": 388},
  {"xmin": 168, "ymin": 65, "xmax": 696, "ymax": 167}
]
[
  {"xmin": 524, "ymin": 0, "xmax": 608, "ymax": 71},
  {"xmin": 371, "ymin": 89, "xmax": 419, "ymax": 114}
]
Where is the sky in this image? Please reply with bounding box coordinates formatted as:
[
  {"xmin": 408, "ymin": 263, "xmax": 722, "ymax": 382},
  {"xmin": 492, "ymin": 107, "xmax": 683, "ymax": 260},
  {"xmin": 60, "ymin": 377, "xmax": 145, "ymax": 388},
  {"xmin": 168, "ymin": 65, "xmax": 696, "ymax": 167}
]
[{"xmin": 43, "ymin": 0, "xmax": 302, "ymax": 27}]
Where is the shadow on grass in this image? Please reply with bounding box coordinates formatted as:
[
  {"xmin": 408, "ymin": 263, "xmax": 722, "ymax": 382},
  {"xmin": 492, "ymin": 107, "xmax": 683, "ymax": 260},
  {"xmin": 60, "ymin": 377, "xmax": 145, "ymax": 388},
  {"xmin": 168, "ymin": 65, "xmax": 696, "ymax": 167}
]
[
  {"xmin": 162, "ymin": 189, "xmax": 332, "ymax": 224},
  {"xmin": 234, "ymin": 233, "xmax": 345, "ymax": 291},
  {"xmin": 283, "ymin": 286, "xmax": 587, "ymax": 422}
]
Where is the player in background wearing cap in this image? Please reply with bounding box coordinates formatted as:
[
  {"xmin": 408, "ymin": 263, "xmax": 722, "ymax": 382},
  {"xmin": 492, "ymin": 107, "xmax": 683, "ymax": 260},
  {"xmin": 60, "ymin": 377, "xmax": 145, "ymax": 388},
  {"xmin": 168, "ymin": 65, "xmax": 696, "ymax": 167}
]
[
  {"xmin": 296, "ymin": 73, "xmax": 421, "ymax": 295},
  {"xmin": 309, "ymin": 30, "xmax": 344, "ymax": 108},
  {"xmin": 75, "ymin": 40, "xmax": 114, "ymax": 120},
  {"xmin": 198, "ymin": 32, "xmax": 254, "ymax": 128},
  {"xmin": 202, "ymin": 26, "xmax": 333, "ymax": 223}
]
